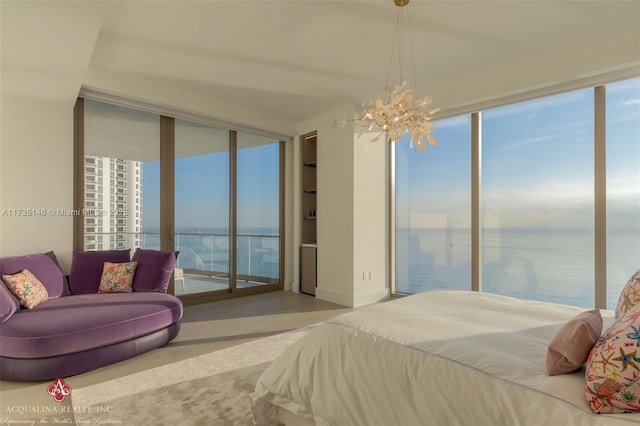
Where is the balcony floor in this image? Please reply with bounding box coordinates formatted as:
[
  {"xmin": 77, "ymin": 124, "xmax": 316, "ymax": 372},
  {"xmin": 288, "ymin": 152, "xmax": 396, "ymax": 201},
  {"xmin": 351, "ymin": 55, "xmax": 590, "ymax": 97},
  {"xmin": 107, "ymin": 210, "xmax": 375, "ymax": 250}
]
[{"xmin": 173, "ymin": 272, "xmax": 269, "ymax": 296}]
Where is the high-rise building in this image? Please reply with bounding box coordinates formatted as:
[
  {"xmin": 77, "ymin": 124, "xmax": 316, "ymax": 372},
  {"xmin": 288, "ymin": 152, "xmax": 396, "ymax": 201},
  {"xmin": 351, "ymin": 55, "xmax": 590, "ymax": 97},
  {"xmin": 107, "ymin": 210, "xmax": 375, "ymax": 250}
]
[{"xmin": 83, "ymin": 156, "xmax": 143, "ymax": 250}]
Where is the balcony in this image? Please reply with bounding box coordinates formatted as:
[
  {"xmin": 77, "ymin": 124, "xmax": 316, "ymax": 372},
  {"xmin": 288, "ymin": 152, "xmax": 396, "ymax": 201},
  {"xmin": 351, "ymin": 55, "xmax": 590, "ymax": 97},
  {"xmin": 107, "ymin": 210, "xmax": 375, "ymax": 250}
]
[{"xmin": 83, "ymin": 231, "xmax": 280, "ymax": 296}]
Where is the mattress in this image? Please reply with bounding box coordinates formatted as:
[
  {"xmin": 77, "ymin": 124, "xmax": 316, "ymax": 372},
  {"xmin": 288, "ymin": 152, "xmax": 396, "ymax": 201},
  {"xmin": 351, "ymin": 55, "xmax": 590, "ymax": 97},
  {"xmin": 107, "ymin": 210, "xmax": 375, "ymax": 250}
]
[{"xmin": 252, "ymin": 290, "xmax": 640, "ymax": 426}]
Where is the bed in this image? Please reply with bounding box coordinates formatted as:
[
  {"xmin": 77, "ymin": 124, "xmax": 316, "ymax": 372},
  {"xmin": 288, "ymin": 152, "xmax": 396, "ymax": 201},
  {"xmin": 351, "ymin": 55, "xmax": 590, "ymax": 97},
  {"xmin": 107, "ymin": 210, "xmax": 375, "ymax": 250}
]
[{"xmin": 251, "ymin": 290, "xmax": 640, "ymax": 425}]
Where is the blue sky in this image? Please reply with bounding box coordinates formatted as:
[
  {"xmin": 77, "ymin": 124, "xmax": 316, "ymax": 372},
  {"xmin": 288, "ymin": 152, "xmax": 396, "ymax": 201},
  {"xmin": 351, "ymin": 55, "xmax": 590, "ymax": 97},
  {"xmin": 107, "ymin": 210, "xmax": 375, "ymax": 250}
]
[
  {"xmin": 142, "ymin": 142, "xmax": 279, "ymax": 231},
  {"xmin": 143, "ymin": 78, "xmax": 639, "ymax": 233},
  {"xmin": 396, "ymin": 77, "xmax": 640, "ymax": 230}
]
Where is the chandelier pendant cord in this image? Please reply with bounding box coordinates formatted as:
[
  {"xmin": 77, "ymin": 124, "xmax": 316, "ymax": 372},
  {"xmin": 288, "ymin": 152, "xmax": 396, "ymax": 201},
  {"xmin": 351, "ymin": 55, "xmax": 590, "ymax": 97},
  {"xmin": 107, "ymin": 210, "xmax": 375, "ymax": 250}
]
[
  {"xmin": 337, "ymin": 0, "xmax": 438, "ymax": 152},
  {"xmin": 398, "ymin": 6, "xmax": 404, "ymax": 84},
  {"xmin": 385, "ymin": 5, "xmax": 415, "ymax": 105},
  {"xmin": 407, "ymin": 4, "xmax": 418, "ymax": 96},
  {"xmin": 385, "ymin": 7, "xmax": 402, "ymax": 104}
]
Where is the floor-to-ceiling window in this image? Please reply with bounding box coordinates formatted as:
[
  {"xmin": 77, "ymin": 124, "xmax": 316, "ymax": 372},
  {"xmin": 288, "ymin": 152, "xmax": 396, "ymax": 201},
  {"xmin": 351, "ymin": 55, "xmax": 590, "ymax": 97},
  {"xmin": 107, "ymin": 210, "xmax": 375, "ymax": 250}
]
[
  {"xmin": 76, "ymin": 97, "xmax": 286, "ymax": 302},
  {"xmin": 395, "ymin": 116, "xmax": 471, "ymax": 294},
  {"xmin": 394, "ymin": 77, "xmax": 640, "ymax": 309},
  {"xmin": 82, "ymin": 98, "xmax": 160, "ymax": 253},
  {"xmin": 482, "ymin": 89, "xmax": 595, "ymax": 307},
  {"xmin": 606, "ymin": 77, "xmax": 640, "ymax": 309}
]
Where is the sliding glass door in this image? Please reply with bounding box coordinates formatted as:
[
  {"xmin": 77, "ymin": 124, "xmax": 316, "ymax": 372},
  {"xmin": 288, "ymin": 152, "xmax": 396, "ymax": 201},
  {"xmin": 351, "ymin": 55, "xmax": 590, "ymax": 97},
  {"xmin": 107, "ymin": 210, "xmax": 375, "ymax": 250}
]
[
  {"xmin": 236, "ymin": 132, "xmax": 281, "ymax": 286},
  {"xmin": 77, "ymin": 98, "xmax": 285, "ymax": 301},
  {"xmin": 174, "ymin": 119, "xmax": 230, "ymax": 295}
]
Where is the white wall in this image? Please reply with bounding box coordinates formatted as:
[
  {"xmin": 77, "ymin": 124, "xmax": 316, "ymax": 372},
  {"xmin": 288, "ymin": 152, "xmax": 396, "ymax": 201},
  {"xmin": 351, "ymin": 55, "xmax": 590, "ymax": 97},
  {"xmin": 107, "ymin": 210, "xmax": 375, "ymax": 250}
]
[
  {"xmin": 0, "ymin": 1, "xmax": 107, "ymax": 270},
  {"xmin": 352, "ymin": 132, "xmax": 389, "ymax": 307},
  {"xmin": 297, "ymin": 105, "xmax": 356, "ymax": 306},
  {"xmin": 0, "ymin": 94, "xmax": 75, "ymax": 270},
  {"xmin": 297, "ymin": 105, "xmax": 389, "ymax": 307}
]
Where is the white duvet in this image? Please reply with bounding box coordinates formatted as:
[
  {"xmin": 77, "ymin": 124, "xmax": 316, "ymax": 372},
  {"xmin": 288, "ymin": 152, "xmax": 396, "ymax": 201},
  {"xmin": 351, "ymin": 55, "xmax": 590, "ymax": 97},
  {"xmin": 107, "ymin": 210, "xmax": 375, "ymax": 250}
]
[{"xmin": 252, "ymin": 290, "xmax": 640, "ymax": 426}]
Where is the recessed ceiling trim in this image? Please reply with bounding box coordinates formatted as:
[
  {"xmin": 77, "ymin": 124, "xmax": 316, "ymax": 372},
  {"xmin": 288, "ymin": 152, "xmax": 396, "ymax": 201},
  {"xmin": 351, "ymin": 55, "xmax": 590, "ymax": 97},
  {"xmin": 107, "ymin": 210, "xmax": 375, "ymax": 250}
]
[
  {"xmin": 436, "ymin": 64, "xmax": 640, "ymax": 120},
  {"xmin": 79, "ymin": 85, "xmax": 294, "ymax": 143}
]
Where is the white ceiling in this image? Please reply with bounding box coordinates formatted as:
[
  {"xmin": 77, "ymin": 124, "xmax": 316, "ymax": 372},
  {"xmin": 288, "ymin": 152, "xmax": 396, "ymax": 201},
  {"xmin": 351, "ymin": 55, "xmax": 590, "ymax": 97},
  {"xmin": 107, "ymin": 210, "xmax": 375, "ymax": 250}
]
[{"xmin": 2, "ymin": 0, "xmax": 640, "ymax": 126}]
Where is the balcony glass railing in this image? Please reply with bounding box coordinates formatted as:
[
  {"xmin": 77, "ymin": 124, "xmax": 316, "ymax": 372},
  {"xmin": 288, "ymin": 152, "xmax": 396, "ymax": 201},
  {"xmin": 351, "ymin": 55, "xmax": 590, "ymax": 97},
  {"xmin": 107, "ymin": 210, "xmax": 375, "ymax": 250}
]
[{"xmin": 84, "ymin": 232, "xmax": 280, "ymax": 284}]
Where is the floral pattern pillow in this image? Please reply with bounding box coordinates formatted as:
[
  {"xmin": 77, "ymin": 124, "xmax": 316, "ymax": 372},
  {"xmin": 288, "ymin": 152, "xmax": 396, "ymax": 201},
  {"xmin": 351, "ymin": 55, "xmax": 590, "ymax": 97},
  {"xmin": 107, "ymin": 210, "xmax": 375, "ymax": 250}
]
[
  {"xmin": 585, "ymin": 303, "xmax": 640, "ymax": 414},
  {"xmin": 98, "ymin": 262, "xmax": 137, "ymax": 293},
  {"xmin": 615, "ymin": 268, "xmax": 640, "ymax": 319},
  {"xmin": 1, "ymin": 269, "xmax": 49, "ymax": 309}
]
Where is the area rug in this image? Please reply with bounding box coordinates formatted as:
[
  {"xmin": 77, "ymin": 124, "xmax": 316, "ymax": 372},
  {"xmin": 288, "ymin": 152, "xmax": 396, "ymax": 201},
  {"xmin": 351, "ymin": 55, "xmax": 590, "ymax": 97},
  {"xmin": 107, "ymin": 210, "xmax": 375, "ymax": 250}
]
[{"xmin": 66, "ymin": 325, "xmax": 314, "ymax": 425}]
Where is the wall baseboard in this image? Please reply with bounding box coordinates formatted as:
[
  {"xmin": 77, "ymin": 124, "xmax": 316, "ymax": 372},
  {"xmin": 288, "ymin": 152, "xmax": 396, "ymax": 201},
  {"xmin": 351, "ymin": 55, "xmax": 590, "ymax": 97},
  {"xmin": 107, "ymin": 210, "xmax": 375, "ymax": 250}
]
[
  {"xmin": 315, "ymin": 286, "xmax": 390, "ymax": 308},
  {"xmin": 315, "ymin": 287, "xmax": 354, "ymax": 307},
  {"xmin": 353, "ymin": 287, "xmax": 390, "ymax": 308}
]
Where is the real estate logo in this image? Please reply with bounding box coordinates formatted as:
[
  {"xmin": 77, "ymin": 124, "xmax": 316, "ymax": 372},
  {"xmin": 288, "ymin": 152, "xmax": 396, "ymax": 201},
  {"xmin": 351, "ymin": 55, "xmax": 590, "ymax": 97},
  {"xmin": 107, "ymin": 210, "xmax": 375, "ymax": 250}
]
[{"xmin": 47, "ymin": 378, "xmax": 71, "ymax": 402}]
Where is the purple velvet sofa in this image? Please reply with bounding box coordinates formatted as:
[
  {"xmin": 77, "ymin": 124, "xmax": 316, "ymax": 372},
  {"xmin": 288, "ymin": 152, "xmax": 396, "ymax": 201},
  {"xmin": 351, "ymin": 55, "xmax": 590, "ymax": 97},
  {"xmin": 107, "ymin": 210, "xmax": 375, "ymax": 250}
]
[{"xmin": 0, "ymin": 250, "xmax": 183, "ymax": 382}]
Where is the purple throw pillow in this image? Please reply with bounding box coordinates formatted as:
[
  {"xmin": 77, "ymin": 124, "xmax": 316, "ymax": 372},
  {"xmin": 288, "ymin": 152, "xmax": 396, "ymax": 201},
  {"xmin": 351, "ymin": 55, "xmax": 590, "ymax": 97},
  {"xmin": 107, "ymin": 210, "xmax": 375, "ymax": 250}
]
[
  {"xmin": 69, "ymin": 250, "xmax": 131, "ymax": 294},
  {"xmin": 43, "ymin": 251, "xmax": 70, "ymax": 296},
  {"xmin": 0, "ymin": 280, "xmax": 20, "ymax": 323},
  {"xmin": 0, "ymin": 251, "xmax": 67, "ymax": 298},
  {"xmin": 132, "ymin": 249, "xmax": 179, "ymax": 293}
]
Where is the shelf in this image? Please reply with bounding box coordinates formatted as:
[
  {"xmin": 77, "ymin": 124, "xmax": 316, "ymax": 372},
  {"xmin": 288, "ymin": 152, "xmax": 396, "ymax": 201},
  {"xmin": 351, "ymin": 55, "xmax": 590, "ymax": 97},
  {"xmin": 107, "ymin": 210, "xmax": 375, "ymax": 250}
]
[{"xmin": 301, "ymin": 133, "xmax": 317, "ymax": 297}]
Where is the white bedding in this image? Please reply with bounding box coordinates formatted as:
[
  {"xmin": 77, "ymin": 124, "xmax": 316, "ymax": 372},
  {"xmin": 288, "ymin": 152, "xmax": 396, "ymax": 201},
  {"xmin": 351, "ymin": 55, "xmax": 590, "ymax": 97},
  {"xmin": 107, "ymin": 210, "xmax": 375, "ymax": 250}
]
[{"xmin": 252, "ymin": 290, "xmax": 640, "ymax": 426}]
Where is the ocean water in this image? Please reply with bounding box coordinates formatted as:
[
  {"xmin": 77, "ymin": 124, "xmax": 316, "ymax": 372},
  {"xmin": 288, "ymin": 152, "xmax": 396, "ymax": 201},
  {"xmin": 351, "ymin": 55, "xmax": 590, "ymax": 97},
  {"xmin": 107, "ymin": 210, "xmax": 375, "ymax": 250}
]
[
  {"xmin": 141, "ymin": 227, "xmax": 280, "ymax": 280},
  {"xmin": 396, "ymin": 227, "xmax": 640, "ymax": 309},
  {"xmin": 139, "ymin": 226, "xmax": 638, "ymax": 308}
]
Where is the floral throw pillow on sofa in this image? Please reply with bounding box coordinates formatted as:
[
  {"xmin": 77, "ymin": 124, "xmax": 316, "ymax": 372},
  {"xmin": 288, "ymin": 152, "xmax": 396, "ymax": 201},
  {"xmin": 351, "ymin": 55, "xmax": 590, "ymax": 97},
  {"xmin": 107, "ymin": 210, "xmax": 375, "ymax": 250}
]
[
  {"xmin": 1, "ymin": 269, "xmax": 49, "ymax": 309},
  {"xmin": 69, "ymin": 250, "xmax": 131, "ymax": 294},
  {"xmin": 98, "ymin": 262, "xmax": 138, "ymax": 293}
]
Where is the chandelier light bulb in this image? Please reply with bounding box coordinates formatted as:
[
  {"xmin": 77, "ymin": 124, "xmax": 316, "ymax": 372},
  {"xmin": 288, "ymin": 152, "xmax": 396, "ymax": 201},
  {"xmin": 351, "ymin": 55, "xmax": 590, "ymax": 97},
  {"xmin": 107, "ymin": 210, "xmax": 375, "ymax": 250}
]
[
  {"xmin": 358, "ymin": 81, "xmax": 439, "ymax": 151},
  {"xmin": 349, "ymin": 0, "xmax": 439, "ymax": 152}
]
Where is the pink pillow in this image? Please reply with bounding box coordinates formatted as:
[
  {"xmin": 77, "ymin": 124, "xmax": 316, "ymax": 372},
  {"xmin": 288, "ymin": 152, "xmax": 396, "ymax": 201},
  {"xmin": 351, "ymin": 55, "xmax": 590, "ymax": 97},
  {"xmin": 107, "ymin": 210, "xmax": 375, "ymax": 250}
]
[
  {"xmin": 98, "ymin": 262, "xmax": 138, "ymax": 293},
  {"xmin": 546, "ymin": 309, "xmax": 602, "ymax": 375},
  {"xmin": 1, "ymin": 269, "xmax": 49, "ymax": 309}
]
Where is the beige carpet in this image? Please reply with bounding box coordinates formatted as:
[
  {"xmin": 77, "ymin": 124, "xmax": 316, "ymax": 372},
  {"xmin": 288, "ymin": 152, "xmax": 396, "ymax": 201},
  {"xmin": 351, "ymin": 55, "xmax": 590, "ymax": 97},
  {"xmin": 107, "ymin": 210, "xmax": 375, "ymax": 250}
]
[{"xmin": 19, "ymin": 326, "xmax": 313, "ymax": 426}]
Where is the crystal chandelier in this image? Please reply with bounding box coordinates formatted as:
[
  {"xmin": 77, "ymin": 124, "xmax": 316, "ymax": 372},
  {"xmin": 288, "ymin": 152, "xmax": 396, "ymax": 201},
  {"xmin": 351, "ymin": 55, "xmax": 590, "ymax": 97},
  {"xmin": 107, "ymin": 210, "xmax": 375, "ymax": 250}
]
[{"xmin": 352, "ymin": 0, "xmax": 439, "ymax": 152}]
